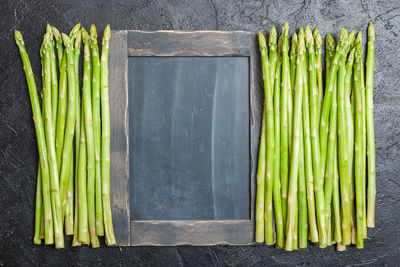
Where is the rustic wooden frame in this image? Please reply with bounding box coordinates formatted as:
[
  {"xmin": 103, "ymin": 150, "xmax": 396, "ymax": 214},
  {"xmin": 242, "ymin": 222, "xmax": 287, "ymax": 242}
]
[{"xmin": 109, "ymin": 30, "xmax": 263, "ymax": 246}]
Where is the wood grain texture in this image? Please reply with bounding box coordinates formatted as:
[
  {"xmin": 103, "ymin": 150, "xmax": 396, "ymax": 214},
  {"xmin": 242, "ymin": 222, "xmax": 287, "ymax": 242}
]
[
  {"xmin": 110, "ymin": 30, "xmax": 263, "ymax": 246},
  {"xmin": 109, "ymin": 30, "xmax": 130, "ymax": 245},
  {"xmin": 130, "ymin": 220, "xmax": 254, "ymax": 246}
]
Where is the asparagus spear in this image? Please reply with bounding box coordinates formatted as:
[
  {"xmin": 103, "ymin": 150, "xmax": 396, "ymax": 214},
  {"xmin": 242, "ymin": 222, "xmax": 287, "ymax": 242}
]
[
  {"xmin": 273, "ymin": 37, "xmax": 284, "ymax": 248},
  {"xmin": 320, "ymin": 33, "xmax": 339, "ymax": 180},
  {"xmin": 42, "ymin": 32, "xmax": 64, "ymax": 249},
  {"xmin": 72, "ymin": 151, "xmax": 81, "ymax": 246},
  {"xmin": 59, "ymin": 34, "xmax": 76, "ymax": 225},
  {"xmin": 345, "ymin": 43, "xmax": 357, "ymax": 244},
  {"xmin": 82, "ymin": 28, "xmax": 100, "ymax": 248},
  {"xmin": 304, "ymin": 26, "xmax": 321, "ymax": 244},
  {"xmin": 255, "ymin": 108, "xmax": 266, "ymax": 243},
  {"xmin": 325, "ymin": 34, "xmax": 335, "ymax": 83},
  {"xmin": 269, "ymin": 26, "xmax": 278, "ymax": 93},
  {"xmin": 33, "ymin": 167, "xmax": 42, "ymax": 244},
  {"xmin": 288, "ymin": 33, "xmax": 297, "ymax": 153},
  {"xmin": 332, "ymin": 146, "xmax": 342, "ymax": 244},
  {"xmin": 357, "ymin": 32, "xmax": 368, "ymax": 238},
  {"xmin": 90, "ymin": 24, "xmax": 105, "ymax": 236},
  {"xmin": 298, "ymin": 112, "xmax": 308, "ymax": 249},
  {"xmin": 259, "ymin": 30, "xmax": 274, "ymax": 246},
  {"xmin": 47, "ymin": 25, "xmax": 58, "ymax": 127},
  {"xmin": 285, "ymin": 27, "xmax": 305, "ymax": 251},
  {"xmin": 78, "ymin": 110, "xmax": 90, "ymax": 244},
  {"xmin": 15, "ymin": 31, "xmax": 54, "ymax": 245},
  {"xmin": 51, "ymin": 26, "xmax": 63, "ymax": 71},
  {"xmin": 337, "ymin": 29, "xmax": 351, "ymax": 245},
  {"xmin": 280, "ymin": 22, "xmax": 290, "ymax": 232},
  {"xmin": 324, "ymin": 57, "xmax": 338, "ymax": 246},
  {"xmin": 65, "ymin": 154, "xmax": 74, "ymax": 235},
  {"xmin": 55, "ymin": 54, "xmax": 67, "ymax": 173},
  {"xmin": 101, "ymin": 25, "xmax": 117, "ymax": 245},
  {"xmin": 354, "ymin": 38, "xmax": 364, "ymax": 249},
  {"xmin": 313, "ymin": 29, "xmax": 323, "ymax": 122},
  {"xmin": 366, "ymin": 23, "xmax": 376, "ymax": 228}
]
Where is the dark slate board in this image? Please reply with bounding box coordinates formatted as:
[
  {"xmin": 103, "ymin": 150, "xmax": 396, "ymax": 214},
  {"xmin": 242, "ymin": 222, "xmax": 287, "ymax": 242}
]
[{"xmin": 128, "ymin": 56, "xmax": 250, "ymax": 221}]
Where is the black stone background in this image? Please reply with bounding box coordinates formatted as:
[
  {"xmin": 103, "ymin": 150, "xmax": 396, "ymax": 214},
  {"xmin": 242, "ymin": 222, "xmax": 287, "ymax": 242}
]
[{"xmin": 1, "ymin": 0, "xmax": 399, "ymax": 266}]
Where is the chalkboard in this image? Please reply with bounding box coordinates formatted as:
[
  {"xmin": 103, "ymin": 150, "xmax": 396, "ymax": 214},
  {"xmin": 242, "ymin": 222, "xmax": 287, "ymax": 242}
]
[
  {"xmin": 109, "ymin": 30, "xmax": 262, "ymax": 245},
  {"xmin": 129, "ymin": 56, "xmax": 250, "ymax": 220}
]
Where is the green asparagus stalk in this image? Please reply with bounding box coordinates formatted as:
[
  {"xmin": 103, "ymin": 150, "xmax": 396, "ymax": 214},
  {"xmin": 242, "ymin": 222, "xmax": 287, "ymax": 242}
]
[
  {"xmin": 65, "ymin": 155, "xmax": 74, "ymax": 235},
  {"xmin": 51, "ymin": 26, "xmax": 63, "ymax": 71},
  {"xmin": 313, "ymin": 29, "xmax": 323, "ymax": 122},
  {"xmin": 323, "ymin": 56, "xmax": 338, "ymax": 246},
  {"xmin": 285, "ymin": 27, "xmax": 305, "ymax": 251},
  {"xmin": 33, "ymin": 167, "xmax": 42, "ymax": 244},
  {"xmin": 269, "ymin": 26, "xmax": 278, "ymax": 93},
  {"xmin": 344, "ymin": 43, "xmax": 357, "ymax": 244},
  {"xmin": 293, "ymin": 193, "xmax": 298, "ymax": 250},
  {"xmin": 273, "ymin": 37, "xmax": 284, "ymax": 248},
  {"xmin": 90, "ymin": 24, "xmax": 105, "ymax": 236},
  {"xmin": 42, "ymin": 32, "xmax": 64, "ymax": 249},
  {"xmin": 325, "ymin": 34, "xmax": 335, "ymax": 83},
  {"xmin": 354, "ymin": 38, "xmax": 364, "ymax": 249},
  {"xmin": 255, "ymin": 108, "xmax": 266, "ymax": 243},
  {"xmin": 320, "ymin": 33, "xmax": 339, "ymax": 180},
  {"xmin": 72, "ymin": 152, "xmax": 81, "ymax": 246},
  {"xmin": 366, "ymin": 23, "xmax": 376, "ymax": 228},
  {"xmin": 59, "ymin": 34, "xmax": 76, "ymax": 224},
  {"xmin": 55, "ymin": 54, "xmax": 67, "ymax": 173},
  {"xmin": 358, "ymin": 32, "xmax": 368, "ymax": 238},
  {"xmin": 15, "ymin": 30, "xmax": 54, "ymax": 245},
  {"xmin": 101, "ymin": 25, "xmax": 117, "ymax": 245},
  {"xmin": 78, "ymin": 110, "xmax": 90, "ymax": 244},
  {"xmin": 259, "ymin": 30, "xmax": 274, "ymax": 246},
  {"xmin": 280, "ymin": 22, "xmax": 290, "ymax": 232},
  {"xmin": 82, "ymin": 28, "xmax": 100, "ymax": 248},
  {"xmin": 332, "ymin": 146, "xmax": 342, "ymax": 244},
  {"xmin": 47, "ymin": 25, "xmax": 58, "ymax": 127},
  {"xmin": 288, "ymin": 33, "xmax": 297, "ymax": 153},
  {"xmin": 304, "ymin": 26, "xmax": 321, "ymax": 244},
  {"xmin": 298, "ymin": 113, "xmax": 308, "ymax": 248},
  {"xmin": 337, "ymin": 29, "xmax": 352, "ymax": 245}
]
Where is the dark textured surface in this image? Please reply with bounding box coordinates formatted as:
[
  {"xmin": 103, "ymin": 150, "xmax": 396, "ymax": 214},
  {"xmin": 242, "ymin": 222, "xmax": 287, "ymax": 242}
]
[
  {"xmin": 129, "ymin": 56, "xmax": 250, "ymax": 221},
  {"xmin": 1, "ymin": 0, "xmax": 399, "ymax": 265}
]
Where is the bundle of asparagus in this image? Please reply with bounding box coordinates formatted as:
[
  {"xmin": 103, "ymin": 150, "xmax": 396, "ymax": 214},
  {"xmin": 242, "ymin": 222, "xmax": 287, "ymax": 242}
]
[
  {"xmin": 255, "ymin": 22, "xmax": 376, "ymax": 251},
  {"xmin": 15, "ymin": 23, "xmax": 116, "ymax": 248}
]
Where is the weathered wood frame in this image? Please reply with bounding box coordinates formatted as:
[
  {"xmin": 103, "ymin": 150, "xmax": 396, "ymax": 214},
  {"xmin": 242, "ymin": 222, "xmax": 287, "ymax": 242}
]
[{"xmin": 109, "ymin": 30, "xmax": 263, "ymax": 246}]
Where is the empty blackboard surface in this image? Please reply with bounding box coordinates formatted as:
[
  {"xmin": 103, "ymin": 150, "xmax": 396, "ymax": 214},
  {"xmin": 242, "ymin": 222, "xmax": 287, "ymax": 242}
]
[{"xmin": 129, "ymin": 56, "xmax": 250, "ymax": 220}]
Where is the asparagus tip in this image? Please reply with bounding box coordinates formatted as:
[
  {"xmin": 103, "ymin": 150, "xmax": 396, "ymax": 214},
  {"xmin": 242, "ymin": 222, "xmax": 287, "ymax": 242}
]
[
  {"xmin": 81, "ymin": 28, "xmax": 90, "ymax": 45},
  {"xmin": 69, "ymin": 23, "xmax": 81, "ymax": 38},
  {"xmin": 348, "ymin": 30, "xmax": 356, "ymax": 49},
  {"xmin": 298, "ymin": 27, "xmax": 305, "ymax": 54},
  {"xmin": 74, "ymin": 29, "xmax": 82, "ymax": 50},
  {"xmin": 269, "ymin": 25, "xmax": 277, "ymax": 44},
  {"xmin": 313, "ymin": 28, "xmax": 322, "ymax": 47},
  {"xmin": 90, "ymin": 24, "xmax": 98, "ymax": 44},
  {"xmin": 347, "ymin": 47, "xmax": 355, "ymax": 65},
  {"xmin": 368, "ymin": 23, "xmax": 375, "ymax": 39},
  {"xmin": 52, "ymin": 26, "xmax": 61, "ymax": 43},
  {"xmin": 282, "ymin": 22, "xmax": 289, "ymax": 36},
  {"xmin": 278, "ymin": 35, "xmax": 283, "ymax": 52},
  {"xmin": 326, "ymin": 33, "xmax": 335, "ymax": 50},
  {"xmin": 258, "ymin": 31, "xmax": 267, "ymax": 51},
  {"xmin": 46, "ymin": 24, "xmax": 52, "ymax": 33},
  {"xmin": 305, "ymin": 26, "xmax": 314, "ymax": 46},
  {"xmin": 291, "ymin": 32, "xmax": 298, "ymax": 53},
  {"xmin": 14, "ymin": 30, "xmax": 24, "ymax": 46},
  {"xmin": 356, "ymin": 31, "xmax": 363, "ymax": 44},
  {"xmin": 103, "ymin": 24, "xmax": 111, "ymax": 41},
  {"xmin": 61, "ymin": 33, "xmax": 71, "ymax": 47}
]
